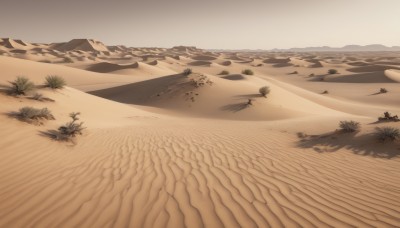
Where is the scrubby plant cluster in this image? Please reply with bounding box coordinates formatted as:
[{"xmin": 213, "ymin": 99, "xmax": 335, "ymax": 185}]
[
  {"xmin": 328, "ymin": 69, "xmax": 338, "ymax": 74},
  {"xmin": 17, "ymin": 106, "xmax": 55, "ymax": 124},
  {"xmin": 242, "ymin": 69, "xmax": 254, "ymax": 75},
  {"xmin": 45, "ymin": 75, "xmax": 66, "ymax": 89},
  {"xmin": 339, "ymin": 120, "xmax": 360, "ymax": 132},
  {"xmin": 57, "ymin": 112, "xmax": 85, "ymax": 140},
  {"xmin": 189, "ymin": 74, "xmax": 213, "ymax": 88},
  {"xmin": 375, "ymin": 127, "xmax": 400, "ymax": 142},
  {"xmin": 259, "ymin": 86, "xmax": 270, "ymax": 97},
  {"xmin": 183, "ymin": 68, "xmax": 192, "ymax": 76}
]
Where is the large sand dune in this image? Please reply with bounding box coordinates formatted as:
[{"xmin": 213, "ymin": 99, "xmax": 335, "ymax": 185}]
[{"xmin": 0, "ymin": 39, "xmax": 400, "ymax": 227}]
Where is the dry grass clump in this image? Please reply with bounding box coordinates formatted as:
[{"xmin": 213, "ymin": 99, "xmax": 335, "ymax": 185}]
[
  {"xmin": 45, "ymin": 75, "xmax": 66, "ymax": 89},
  {"xmin": 375, "ymin": 127, "xmax": 400, "ymax": 142},
  {"xmin": 380, "ymin": 88, "xmax": 388, "ymax": 93},
  {"xmin": 31, "ymin": 93, "xmax": 55, "ymax": 102},
  {"xmin": 17, "ymin": 106, "xmax": 55, "ymax": 124},
  {"xmin": 339, "ymin": 120, "xmax": 360, "ymax": 132},
  {"xmin": 8, "ymin": 76, "xmax": 35, "ymax": 95}
]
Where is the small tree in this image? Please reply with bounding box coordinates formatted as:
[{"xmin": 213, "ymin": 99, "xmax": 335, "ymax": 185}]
[
  {"xmin": 242, "ymin": 69, "xmax": 254, "ymax": 75},
  {"xmin": 259, "ymin": 86, "xmax": 270, "ymax": 97},
  {"xmin": 328, "ymin": 69, "xmax": 338, "ymax": 74},
  {"xmin": 339, "ymin": 120, "xmax": 360, "ymax": 132},
  {"xmin": 45, "ymin": 75, "xmax": 66, "ymax": 89},
  {"xmin": 8, "ymin": 76, "xmax": 35, "ymax": 95}
]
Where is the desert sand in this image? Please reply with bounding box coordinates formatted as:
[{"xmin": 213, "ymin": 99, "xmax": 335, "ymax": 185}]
[{"xmin": 0, "ymin": 38, "xmax": 399, "ymax": 227}]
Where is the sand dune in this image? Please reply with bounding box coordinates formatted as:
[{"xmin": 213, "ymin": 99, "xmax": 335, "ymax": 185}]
[
  {"xmin": 385, "ymin": 69, "xmax": 400, "ymax": 82},
  {"xmin": 52, "ymin": 39, "xmax": 109, "ymax": 52},
  {"xmin": 86, "ymin": 62, "xmax": 139, "ymax": 73}
]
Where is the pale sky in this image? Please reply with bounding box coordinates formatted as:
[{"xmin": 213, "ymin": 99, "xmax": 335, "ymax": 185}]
[{"xmin": 0, "ymin": 0, "xmax": 399, "ymax": 49}]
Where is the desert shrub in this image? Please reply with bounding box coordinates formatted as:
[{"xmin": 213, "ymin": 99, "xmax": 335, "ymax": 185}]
[
  {"xmin": 183, "ymin": 68, "xmax": 192, "ymax": 76},
  {"xmin": 309, "ymin": 73, "xmax": 315, "ymax": 77},
  {"xmin": 375, "ymin": 127, "xmax": 400, "ymax": 142},
  {"xmin": 380, "ymin": 88, "xmax": 388, "ymax": 93},
  {"xmin": 57, "ymin": 112, "xmax": 85, "ymax": 138},
  {"xmin": 8, "ymin": 76, "xmax": 35, "ymax": 95},
  {"xmin": 242, "ymin": 69, "xmax": 254, "ymax": 75},
  {"xmin": 322, "ymin": 90, "xmax": 329, "ymax": 94},
  {"xmin": 259, "ymin": 86, "xmax": 270, "ymax": 97},
  {"xmin": 219, "ymin": 70, "xmax": 229, "ymax": 75},
  {"xmin": 64, "ymin": 57, "xmax": 73, "ymax": 63},
  {"xmin": 339, "ymin": 120, "xmax": 360, "ymax": 132},
  {"xmin": 328, "ymin": 69, "xmax": 338, "ymax": 74},
  {"xmin": 291, "ymin": 71, "xmax": 298, "ymax": 74},
  {"xmin": 45, "ymin": 75, "xmax": 66, "ymax": 89},
  {"xmin": 18, "ymin": 106, "xmax": 54, "ymax": 123}
]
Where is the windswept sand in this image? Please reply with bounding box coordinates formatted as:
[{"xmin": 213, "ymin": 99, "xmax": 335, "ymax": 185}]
[{"xmin": 0, "ymin": 40, "xmax": 400, "ymax": 227}]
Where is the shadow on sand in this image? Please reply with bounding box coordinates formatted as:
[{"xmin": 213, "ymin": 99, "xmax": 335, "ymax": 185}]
[{"xmin": 296, "ymin": 131, "xmax": 400, "ymax": 159}]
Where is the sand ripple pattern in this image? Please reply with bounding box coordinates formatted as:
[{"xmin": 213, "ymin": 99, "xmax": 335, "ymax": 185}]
[{"xmin": 0, "ymin": 126, "xmax": 399, "ymax": 228}]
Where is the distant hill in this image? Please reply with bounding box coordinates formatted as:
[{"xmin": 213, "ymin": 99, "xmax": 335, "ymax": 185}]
[{"xmin": 271, "ymin": 44, "xmax": 400, "ymax": 52}]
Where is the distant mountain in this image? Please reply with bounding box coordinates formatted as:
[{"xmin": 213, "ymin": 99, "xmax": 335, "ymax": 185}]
[{"xmin": 271, "ymin": 44, "xmax": 400, "ymax": 52}]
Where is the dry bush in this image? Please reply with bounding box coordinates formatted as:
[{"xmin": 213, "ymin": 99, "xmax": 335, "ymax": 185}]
[
  {"xmin": 339, "ymin": 120, "xmax": 360, "ymax": 132},
  {"xmin": 17, "ymin": 106, "xmax": 55, "ymax": 124},
  {"xmin": 183, "ymin": 68, "xmax": 192, "ymax": 76},
  {"xmin": 259, "ymin": 86, "xmax": 270, "ymax": 97},
  {"xmin": 45, "ymin": 75, "xmax": 66, "ymax": 89},
  {"xmin": 56, "ymin": 112, "xmax": 85, "ymax": 140},
  {"xmin": 375, "ymin": 127, "xmax": 400, "ymax": 142},
  {"xmin": 328, "ymin": 69, "xmax": 338, "ymax": 74},
  {"xmin": 219, "ymin": 70, "xmax": 229, "ymax": 75},
  {"xmin": 8, "ymin": 76, "xmax": 35, "ymax": 95},
  {"xmin": 242, "ymin": 69, "xmax": 254, "ymax": 75}
]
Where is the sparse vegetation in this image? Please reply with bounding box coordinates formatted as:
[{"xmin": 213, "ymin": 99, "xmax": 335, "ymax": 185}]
[
  {"xmin": 183, "ymin": 68, "xmax": 192, "ymax": 76},
  {"xmin": 57, "ymin": 112, "xmax": 85, "ymax": 140},
  {"xmin": 17, "ymin": 106, "xmax": 54, "ymax": 124},
  {"xmin": 242, "ymin": 69, "xmax": 254, "ymax": 75},
  {"xmin": 290, "ymin": 71, "xmax": 298, "ymax": 74},
  {"xmin": 259, "ymin": 86, "xmax": 270, "ymax": 97},
  {"xmin": 309, "ymin": 73, "xmax": 315, "ymax": 77},
  {"xmin": 339, "ymin": 120, "xmax": 360, "ymax": 132},
  {"xmin": 32, "ymin": 93, "xmax": 44, "ymax": 101},
  {"xmin": 8, "ymin": 76, "xmax": 35, "ymax": 95},
  {"xmin": 64, "ymin": 57, "xmax": 73, "ymax": 63},
  {"xmin": 219, "ymin": 70, "xmax": 229, "ymax": 75},
  {"xmin": 380, "ymin": 88, "xmax": 388, "ymax": 93},
  {"xmin": 378, "ymin": 111, "xmax": 399, "ymax": 122},
  {"xmin": 31, "ymin": 93, "xmax": 55, "ymax": 102},
  {"xmin": 45, "ymin": 75, "xmax": 66, "ymax": 89},
  {"xmin": 322, "ymin": 90, "xmax": 329, "ymax": 94},
  {"xmin": 247, "ymin": 99, "xmax": 253, "ymax": 105},
  {"xmin": 328, "ymin": 69, "xmax": 338, "ymax": 74},
  {"xmin": 375, "ymin": 127, "xmax": 400, "ymax": 142}
]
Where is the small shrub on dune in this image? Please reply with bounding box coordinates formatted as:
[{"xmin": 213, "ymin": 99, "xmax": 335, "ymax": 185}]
[
  {"xmin": 219, "ymin": 70, "xmax": 229, "ymax": 75},
  {"xmin": 32, "ymin": 93, "xmax": 44, "ymax": 101},
  {"xmin": 259, "ymin": 86, "xmax": 270, "ymax": 97},
  {"xmin": 328, "ymin": 69, "xmax": 338, "ymax": 74},
  {"xmin": 183, "ymin": 68, "xmax": 192, "ymax": 76},
  {"xmin": 242, "ymin": 69, "xmax": 254, "ymax": 75},
  {"xmin": 17, "ymin": 106, "xmax": 55, "ymax": 123},
  {"xmin": 45, "ymin": 75, "xmax": 66, "ymax": 89},
  {"xmin": 57, "ymin": 112, "xmax": 85, "ymax": 139},
  {"xmin": 8, "ymin": 76, "xmax": 35, "ymax": 95},
  {"xmin": 380, "ymin": 88, "xmax": 388, "ymax": 93},
  {"xmin": 339, "ymin": 120, "xmax": 360, "ymax": 132},
  {"xmin": 375, "ymin": 127, "xmax": 400, "ymax": 142},
  {"xmin": 64, "ymin": 57, "xmax": 73, "ymax": 63}
]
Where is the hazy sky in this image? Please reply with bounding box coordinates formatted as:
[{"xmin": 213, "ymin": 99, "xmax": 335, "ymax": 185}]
[{"xmin": 1, "ymin": 0, "xmax": 399, "ymax": 49}]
